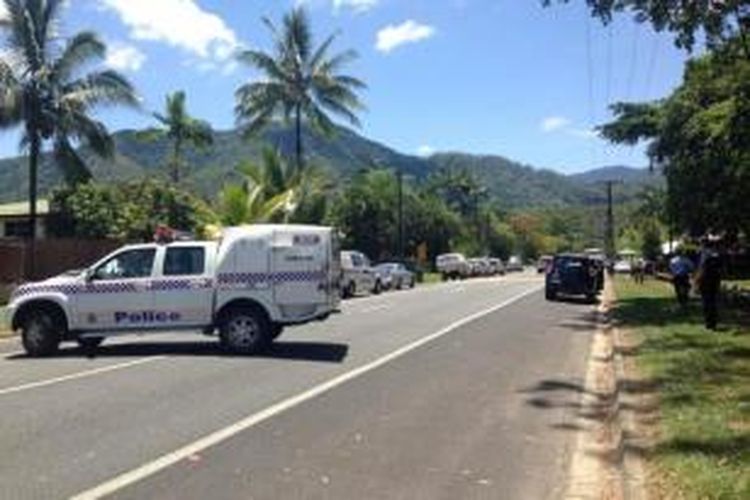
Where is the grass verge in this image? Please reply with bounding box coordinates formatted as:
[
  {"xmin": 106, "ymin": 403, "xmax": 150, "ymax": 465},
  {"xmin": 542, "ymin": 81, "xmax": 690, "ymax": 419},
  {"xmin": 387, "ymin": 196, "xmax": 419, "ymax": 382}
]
[
  {"xmin": 420, "ymin": 272, "xmax": 443, "ymax": 285},
  {"xmin": 614, "ymin": 277, "xmax": 750, "ymax": 499}
]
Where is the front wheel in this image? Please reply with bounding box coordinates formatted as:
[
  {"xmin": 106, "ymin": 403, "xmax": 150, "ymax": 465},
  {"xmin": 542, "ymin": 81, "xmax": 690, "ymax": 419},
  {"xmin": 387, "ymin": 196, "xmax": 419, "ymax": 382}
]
[
  {"xmin": 373, "ymin": 280, "xmax": 383, "ymax": 295},
  {"xmin": 545, "ymin": 288, "xmax": 557, "ymax": 301},
  {"xmin": 343, "ymin": 281, "xmax": 356, "ymax": 299},
  {"xmin": 219, "ymin": 307, "xmax": 271, "ymax": 355},
  {"xmin": 21, "ymin": 310, "xmax": 62, "ymax": 357}
]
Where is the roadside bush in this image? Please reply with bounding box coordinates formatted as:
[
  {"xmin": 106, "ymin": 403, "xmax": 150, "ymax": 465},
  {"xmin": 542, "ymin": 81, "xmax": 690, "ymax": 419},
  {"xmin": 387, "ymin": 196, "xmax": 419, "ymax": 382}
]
[{"xmin": 48, "ymin": 179, "xmax": 218, "ymax": 241}]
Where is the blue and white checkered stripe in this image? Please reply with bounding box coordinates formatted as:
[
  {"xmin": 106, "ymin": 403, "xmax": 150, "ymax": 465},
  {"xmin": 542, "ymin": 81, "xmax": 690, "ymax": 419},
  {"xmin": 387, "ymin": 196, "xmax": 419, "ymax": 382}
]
[
  {"xmin": 218, "ymin": 271, "xmax": 325, "ymax": 286},
  {"xmin": 13, "ymin": 272, "xmax": 323, "ymax": 298},
  {"xmin": 13, "ymin": 279, "xmax": 213, "ymax": 298}
]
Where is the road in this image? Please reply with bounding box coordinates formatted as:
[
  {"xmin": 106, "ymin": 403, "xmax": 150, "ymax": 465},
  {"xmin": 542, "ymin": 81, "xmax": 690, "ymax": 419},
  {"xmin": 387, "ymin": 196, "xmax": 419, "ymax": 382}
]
[{"xmin": 0, "ymin": 274, "xmax": 596, "ymax": 499}]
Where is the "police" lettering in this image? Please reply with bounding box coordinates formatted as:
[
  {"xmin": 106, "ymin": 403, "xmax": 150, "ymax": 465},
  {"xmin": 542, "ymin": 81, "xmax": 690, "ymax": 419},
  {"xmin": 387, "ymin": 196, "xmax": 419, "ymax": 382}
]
[{"xmin": 114, "ymin": 311, "xmax": 181, "ymax": 324}]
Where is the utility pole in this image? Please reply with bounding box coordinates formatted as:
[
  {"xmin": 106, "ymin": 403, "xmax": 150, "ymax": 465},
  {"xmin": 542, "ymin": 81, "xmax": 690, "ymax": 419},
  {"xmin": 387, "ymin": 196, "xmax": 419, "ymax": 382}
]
[
  {"xmin": 605, "ymin": 180, "xmax": 616, "ymax": 260},
  {"xmin": 397, "ymin": 170, "xmax": 404, "ymax": 260}
]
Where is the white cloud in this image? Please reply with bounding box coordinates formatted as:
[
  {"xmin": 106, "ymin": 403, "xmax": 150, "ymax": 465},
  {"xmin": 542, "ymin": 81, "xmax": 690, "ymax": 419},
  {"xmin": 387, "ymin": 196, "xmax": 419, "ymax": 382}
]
[
  {"xmin": 99, "ymin": 0, "xmax": 239, "ymax": 64},
  {"xmin": 417, "ymin": 145, "xmax": 435, "ymax": 157},
  {"xmin": 334, "ymin": 0, "xmax": 379, "ymax": 12},
  {"xmin": 376, "ymin": 20, "xmax": 436, "ymax": 53},
  {"xmin": 541, "ymin": 116, "xmax": 571, "ymax": 133},
  {"xmin": 106, "ymin": 43, "xmax": 146, "ymax": 72}
]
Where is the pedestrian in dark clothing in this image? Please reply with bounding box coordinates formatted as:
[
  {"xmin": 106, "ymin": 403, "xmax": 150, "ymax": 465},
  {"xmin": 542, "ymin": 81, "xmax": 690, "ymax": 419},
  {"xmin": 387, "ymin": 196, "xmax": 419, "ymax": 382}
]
[{"xmin": 697, "ymin": 237, "xmax": 722, "ymax": 330}]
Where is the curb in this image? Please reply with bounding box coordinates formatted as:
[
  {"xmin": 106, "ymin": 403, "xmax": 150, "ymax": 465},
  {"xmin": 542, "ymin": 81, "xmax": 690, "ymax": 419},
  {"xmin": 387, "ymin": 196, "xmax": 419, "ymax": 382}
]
[{"xmin": 564, "ymin": 276, "xmax": 647, "ymax": 500}]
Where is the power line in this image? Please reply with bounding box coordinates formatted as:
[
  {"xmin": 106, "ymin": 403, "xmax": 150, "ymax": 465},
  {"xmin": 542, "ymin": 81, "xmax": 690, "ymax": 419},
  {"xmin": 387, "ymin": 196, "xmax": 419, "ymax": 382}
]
[{"xmin": 625, "ymin": 22, "xmax": 641, "ymax": 101}]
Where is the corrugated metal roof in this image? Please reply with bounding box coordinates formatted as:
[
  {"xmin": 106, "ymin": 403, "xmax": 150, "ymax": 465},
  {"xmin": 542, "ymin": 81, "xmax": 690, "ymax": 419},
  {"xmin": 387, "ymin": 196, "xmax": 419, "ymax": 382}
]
[{"xmin": 0, "ymin": 200, "xmax": 50, "ymax": 217}]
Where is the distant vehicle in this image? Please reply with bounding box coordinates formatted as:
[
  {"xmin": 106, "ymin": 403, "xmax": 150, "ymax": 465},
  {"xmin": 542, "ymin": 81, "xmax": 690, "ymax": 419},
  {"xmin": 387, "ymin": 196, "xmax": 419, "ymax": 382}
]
[
  {"xmin": 467, "ymin": 258, "xmax": 488, "ymax": 277},
  {"xmin": 537, "ymin": 255, "xmax": 553, "ymax": 274},
  {"xmin": 341, "ymin": 251, "xmax": 383, "ymax": 298},
  {"xmin": 506, "ymin": 256, "xmax": 524, "ymax": 272},
  {"xmin": 436, "ymin": 253, "xmax": 470, "ymax": 280},
  {"xmin": 8, "ymin": 225, "xmax": 341, "ymax": 357},
  {"xmin": 375, "ymin": 263, "xmax": 415, "ymax": 290},
  {"xmin": 545, "ymin": 253, "xmax": 603, "ymax": 303},
  {"xmin": 487, "ymin": 257, "xmax": 505, "ymax": 276},
  {"xmin": 613, "ymin": 260, "xmax": 633, "ymax": 274}
]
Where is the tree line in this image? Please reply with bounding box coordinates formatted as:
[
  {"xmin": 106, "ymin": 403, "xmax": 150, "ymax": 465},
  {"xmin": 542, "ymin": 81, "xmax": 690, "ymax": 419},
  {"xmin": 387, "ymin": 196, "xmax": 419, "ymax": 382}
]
[{"xmin": 0, "ymin": 1, "xmax": 619, "ymax": 271}]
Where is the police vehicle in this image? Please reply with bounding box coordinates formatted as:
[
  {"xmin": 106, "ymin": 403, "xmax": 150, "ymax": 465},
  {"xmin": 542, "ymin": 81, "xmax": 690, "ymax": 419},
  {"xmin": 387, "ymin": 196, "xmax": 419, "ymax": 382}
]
[{"xmin": 7, "ymin": 225, "xmax": 341, "ymax": 357}]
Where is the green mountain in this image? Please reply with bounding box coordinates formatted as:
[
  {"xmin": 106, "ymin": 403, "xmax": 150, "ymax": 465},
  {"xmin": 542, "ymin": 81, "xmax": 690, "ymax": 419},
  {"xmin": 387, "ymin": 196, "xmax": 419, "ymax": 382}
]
[{"xmin": 0, "ymin": 124, "xmax": 656, "ymax": 207}]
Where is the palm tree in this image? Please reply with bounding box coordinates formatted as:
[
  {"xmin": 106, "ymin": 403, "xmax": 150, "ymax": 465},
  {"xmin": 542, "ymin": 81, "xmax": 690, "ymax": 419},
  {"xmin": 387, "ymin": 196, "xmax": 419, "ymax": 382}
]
[
  {"xmin": 152, "ymin": 91, "xmax": 213, "ymax": 183},
  {"xmin": 219, "ymin": 148, "xmax": 303, "ymax": 225},
  {"xmin": 235, "ymin": 7, "xmax": 366, "ymax": 171},
  {"xmin": 0, "ymin": 0, "xmax": 138, "ymax": 252}
]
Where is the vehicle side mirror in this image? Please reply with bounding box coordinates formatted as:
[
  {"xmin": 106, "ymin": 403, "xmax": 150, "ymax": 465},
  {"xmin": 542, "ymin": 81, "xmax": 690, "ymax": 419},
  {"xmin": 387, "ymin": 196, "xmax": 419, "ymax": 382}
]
[{"xmin": 84, "ymin": 269, "xmax": 95, "ymax": 282}]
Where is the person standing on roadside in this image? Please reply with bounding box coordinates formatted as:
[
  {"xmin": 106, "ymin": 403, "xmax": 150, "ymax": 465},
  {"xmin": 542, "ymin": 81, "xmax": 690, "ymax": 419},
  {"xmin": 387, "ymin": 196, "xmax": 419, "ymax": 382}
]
[
  {"xmin": 696, "ymin": 236, "xmax": 723, "ymax": 330},
  {"xmin": 669, "ymin": 247, "xmax": 694, "ymax": 308}
]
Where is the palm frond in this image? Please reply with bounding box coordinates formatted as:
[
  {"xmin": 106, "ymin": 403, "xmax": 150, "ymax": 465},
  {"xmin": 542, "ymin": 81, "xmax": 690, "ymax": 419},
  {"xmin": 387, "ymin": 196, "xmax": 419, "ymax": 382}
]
[
  {"xmin": 62, "ymin": 69, "xmax": 139, "ymax": 109},
  {"xmin": 53, "ymin": 135, "xmax": 92, "ymax": 185},
  {"xmin": 52, "ymin": 31, "xmax": 105, "ymax": 82},
  {"xmin": 237, "ymin": 49, "xmax": 290, "ymax": 83},
  {"xmin": 309, "ymin": 31, "xmax": 339, "ymax": 71}
]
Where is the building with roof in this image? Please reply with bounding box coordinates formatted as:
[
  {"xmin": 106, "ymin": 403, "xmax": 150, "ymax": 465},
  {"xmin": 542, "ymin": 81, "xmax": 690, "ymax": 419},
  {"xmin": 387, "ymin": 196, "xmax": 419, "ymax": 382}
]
[{"xmin": 0, "ymin": 200, "xmax": 49, "ymax": 239}]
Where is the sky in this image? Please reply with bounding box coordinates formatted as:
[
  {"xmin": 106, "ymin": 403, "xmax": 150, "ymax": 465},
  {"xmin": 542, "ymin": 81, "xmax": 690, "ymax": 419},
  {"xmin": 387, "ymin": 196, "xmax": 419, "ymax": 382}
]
[{"xmin": 0, "ymin": 0, "xmax": 691, "ymax": 173}]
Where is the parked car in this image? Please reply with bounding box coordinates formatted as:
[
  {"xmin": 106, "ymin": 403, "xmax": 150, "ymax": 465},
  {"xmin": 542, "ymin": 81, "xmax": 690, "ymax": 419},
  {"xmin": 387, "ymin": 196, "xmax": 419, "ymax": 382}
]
[
  {"xmin": 545, "ymin": 253, "xmax": 603, "ymax": 303},
  {"xmin": 506, "ymin": 255, "xmax": 524, "ymax": 272},
  {"xmin": 341, "ymin": 250, "xmax": 383, "ymax": 298},
  {"xmin": 8, "ymin": 225, "xmax": 341, "ymax": 357},
  {"xmin": 375, "ymin": 262, "xmax": 415, "ymax": 290},
  {"xmin": 436, "ymin": 253, "xmax": 470, "ymax": 280},
  {"xmin": 613, "ymin": 260, "xmax": 633, "ymax": 274},
  {"xmin": 487, "ymin": 257, "xmax": 506, "ymax": 276},
  {"xmin": 467, "ymin": 258, "xmax": 487, "ymax": 277}
]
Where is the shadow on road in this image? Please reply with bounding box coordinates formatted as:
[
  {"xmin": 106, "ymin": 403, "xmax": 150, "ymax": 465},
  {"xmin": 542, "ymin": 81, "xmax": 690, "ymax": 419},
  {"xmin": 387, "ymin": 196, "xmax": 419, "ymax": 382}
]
[{"xmin": 6, "ymin": 340, "xmax": 350, "ymax": 364}]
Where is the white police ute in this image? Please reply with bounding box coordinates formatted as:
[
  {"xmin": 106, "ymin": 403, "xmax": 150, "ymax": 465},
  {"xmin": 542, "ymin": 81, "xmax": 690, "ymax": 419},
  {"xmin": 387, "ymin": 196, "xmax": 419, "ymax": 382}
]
[{"xmin": 7, "ymin": 225, "xmax": 341, "ymax": 357}]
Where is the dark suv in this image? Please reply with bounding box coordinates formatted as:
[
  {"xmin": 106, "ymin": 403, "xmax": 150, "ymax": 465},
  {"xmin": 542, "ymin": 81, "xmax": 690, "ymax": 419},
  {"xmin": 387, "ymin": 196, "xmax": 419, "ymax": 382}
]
[{"xmin": 545, "ymin": 254, "xmax": 603, "ymax": 303}]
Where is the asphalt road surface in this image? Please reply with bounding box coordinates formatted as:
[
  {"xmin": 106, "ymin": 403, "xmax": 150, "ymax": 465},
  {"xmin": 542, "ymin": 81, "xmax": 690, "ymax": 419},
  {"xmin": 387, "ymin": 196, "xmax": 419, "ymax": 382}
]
[{"xmin": 0, "ymin": 274, "xmax": 596, "ymax": 499}]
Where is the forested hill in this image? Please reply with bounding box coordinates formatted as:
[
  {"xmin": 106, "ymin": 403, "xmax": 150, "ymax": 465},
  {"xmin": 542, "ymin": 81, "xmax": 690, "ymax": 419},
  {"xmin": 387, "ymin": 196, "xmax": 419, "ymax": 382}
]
[{"xmin": 0, "ymin": 124, "xmax": 655, "ymax": 207}]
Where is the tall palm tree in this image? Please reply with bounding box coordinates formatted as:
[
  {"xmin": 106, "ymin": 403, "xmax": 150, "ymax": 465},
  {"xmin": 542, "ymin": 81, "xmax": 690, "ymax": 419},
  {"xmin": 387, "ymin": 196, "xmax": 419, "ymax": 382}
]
[
  {"xmin": 235, "ymin": 6, "xmax": 366, "ymax": 171},
  {"xmin": 152, "ymin": 90, "xmax": 213, "ymax": 183},
  {"xmin": 0, "ymin": 0, "xmax": 138, "ymax": 252}
]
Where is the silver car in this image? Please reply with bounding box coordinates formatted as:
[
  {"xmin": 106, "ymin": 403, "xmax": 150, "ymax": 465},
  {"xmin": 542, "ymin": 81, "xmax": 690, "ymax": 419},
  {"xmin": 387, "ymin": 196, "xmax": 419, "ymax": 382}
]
[
  {"xmin": 341, "ymin": 251, "xmax": 383, "ymax": 298},
  {"xmin": 375, "ymin": 263, "xmax": 416, "ymax": 290}
]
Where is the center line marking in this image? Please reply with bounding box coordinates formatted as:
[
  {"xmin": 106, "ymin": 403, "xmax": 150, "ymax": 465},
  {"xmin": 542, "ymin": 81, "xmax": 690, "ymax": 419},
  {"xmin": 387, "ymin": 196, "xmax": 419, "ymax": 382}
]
[
  {"xmin": 71, "ymin": 284, "xmax": 542, "ymax": 500},
  {"xmin": 0, "ymin": 356, "xmax": 168, "ymax": 397}
]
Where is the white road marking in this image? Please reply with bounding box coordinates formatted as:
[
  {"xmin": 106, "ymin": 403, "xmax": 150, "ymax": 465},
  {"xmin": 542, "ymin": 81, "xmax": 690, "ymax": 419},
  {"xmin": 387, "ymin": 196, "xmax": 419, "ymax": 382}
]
[
  {"xmin": 70, "ymin": 284, "xmax": 543, "ymax": 500},
  {"xmin": 0, "ymin": 356, "xmax": 168, "ymax": 397}
]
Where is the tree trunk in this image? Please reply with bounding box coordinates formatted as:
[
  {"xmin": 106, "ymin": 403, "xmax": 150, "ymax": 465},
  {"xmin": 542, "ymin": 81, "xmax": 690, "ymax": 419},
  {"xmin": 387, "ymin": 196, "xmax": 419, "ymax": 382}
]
[
  {"xmin": 295, "ymin": 104, "xmax": 304, "ymax": 172},
  {"xmin": 172, "ymin": 137, "xmax": 182, "ymax": 183},
  {"xmin": 27, "ymin": 128, "xmax": 40, "ymax": 279}
]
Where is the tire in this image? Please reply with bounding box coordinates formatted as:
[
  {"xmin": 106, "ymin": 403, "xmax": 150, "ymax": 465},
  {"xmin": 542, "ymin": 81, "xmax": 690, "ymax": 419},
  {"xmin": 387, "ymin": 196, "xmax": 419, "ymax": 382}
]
[
  {"xmin": 586, "ymin": 294, "xmax": 597, "ymax": 304},
  {"xmin": 545, "ymin": 288, "xmax": 557, "ymax": 301},
  {"xmin": 219, "ymin": 307, "xmax": 271, "ymax": 355},
  {"xmin": 270, "ymin": 323, "xmax": 284, "ymax": 341},
  {"xmin": 409, "ymin": 277, "xmax": 415, "ymax": 289},
  {"xmin": 77, "ymin": 337, "xmax": 104, "ymax": 349},
  {"xmin": 373, "ymin": 280, "xmax": 383, "ymax": 295},
  {"xmin": 441, "ymin": 273, "xmax": 448, "ymax": 282},
  {"xmin": 343, "ymin": 281, "xmax": 356, "ymax": 299},
  {"xmin": 21, "ymin": 310, "xmax": 62, "ymax": 357}
]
